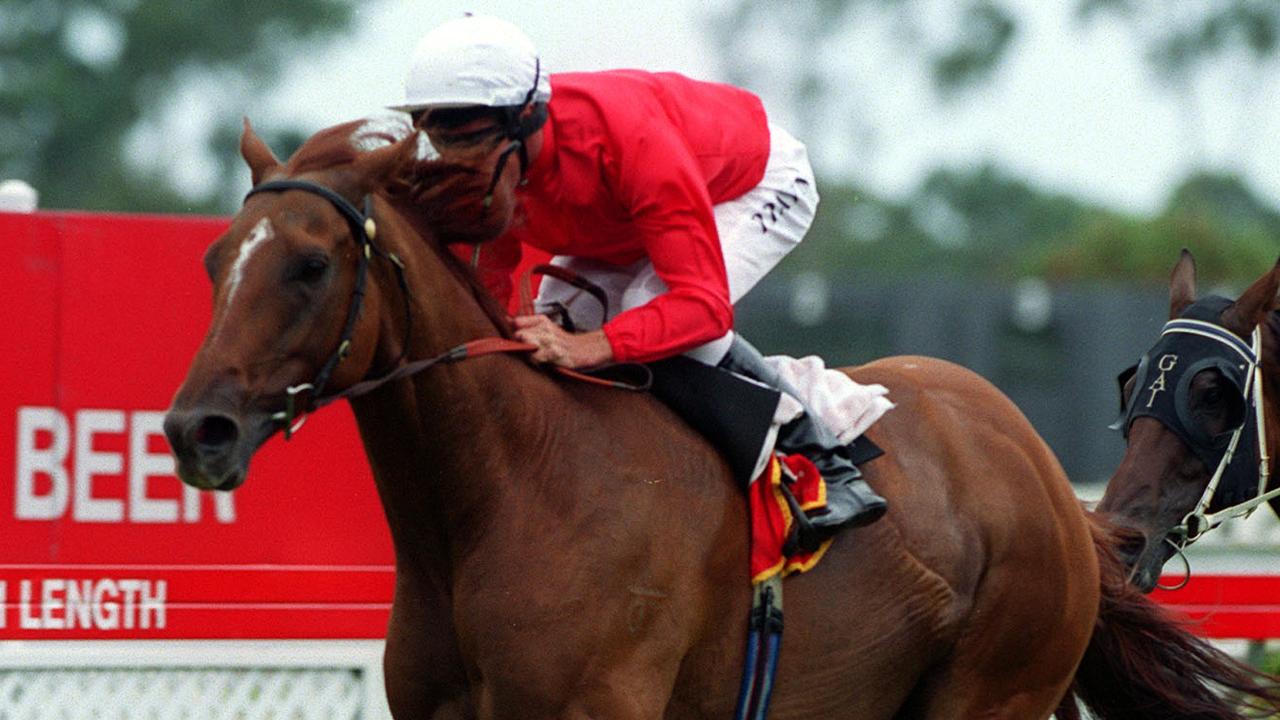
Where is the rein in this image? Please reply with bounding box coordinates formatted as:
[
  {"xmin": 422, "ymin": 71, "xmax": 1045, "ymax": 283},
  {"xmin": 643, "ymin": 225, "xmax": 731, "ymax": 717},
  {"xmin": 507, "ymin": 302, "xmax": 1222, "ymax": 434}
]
[{"xmin": 244, "ymin": 178, "xmax": 647, "ymax": 441}]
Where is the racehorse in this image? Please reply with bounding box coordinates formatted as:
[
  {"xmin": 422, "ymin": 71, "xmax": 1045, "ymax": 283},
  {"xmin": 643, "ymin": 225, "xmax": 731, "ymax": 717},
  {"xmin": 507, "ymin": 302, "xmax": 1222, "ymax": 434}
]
[
  {"xmin": 164, "ymin": 119, "xmax": 1280, "ymax": 719},
  {"xmin": 1099, "ymin": 250, "xmax": 1279, "ymax": 593}
]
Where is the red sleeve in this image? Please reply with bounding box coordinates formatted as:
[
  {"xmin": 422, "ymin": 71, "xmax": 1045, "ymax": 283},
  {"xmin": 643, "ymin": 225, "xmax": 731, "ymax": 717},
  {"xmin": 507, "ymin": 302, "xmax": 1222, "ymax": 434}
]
[
  {"xmin": 449, "ymin": 234, "xmax": 523, "ymax": 311},
  {"xmin": 599, "ymin": 125, "xmax": 734, "ymax": 363}
]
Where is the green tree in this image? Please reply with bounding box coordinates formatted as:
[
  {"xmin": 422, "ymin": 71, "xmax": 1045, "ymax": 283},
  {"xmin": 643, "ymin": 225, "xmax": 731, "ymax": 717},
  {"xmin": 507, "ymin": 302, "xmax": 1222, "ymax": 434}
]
[
  {"xmin": 0, "ymin": 0, "xmax": 352, "ymax": 213},
  {"xmin": 707, "ymin": 0, "xmax": 1017, "ymax": 153},
  {"xmin": 1032, "ymin": 172, "xmax": 1280, "ymax": 283},
  {"xmin": 712, "ymin": 1, "xmax": 1280, "ymax": 107},
  {"xmin": 711, "ymin": 1, "xmax": 1280, "ymax": 283},
  {"xmin": 1077, "ymin": 0, "xmax": 1280, "ymax": 166}
]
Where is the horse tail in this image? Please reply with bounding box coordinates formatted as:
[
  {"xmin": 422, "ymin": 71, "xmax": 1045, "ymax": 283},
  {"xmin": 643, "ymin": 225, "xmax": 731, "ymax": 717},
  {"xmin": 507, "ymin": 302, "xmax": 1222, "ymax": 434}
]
[{"xmin": 1058, "ymin": 511, "xmax": 1280, "ymax": 719}]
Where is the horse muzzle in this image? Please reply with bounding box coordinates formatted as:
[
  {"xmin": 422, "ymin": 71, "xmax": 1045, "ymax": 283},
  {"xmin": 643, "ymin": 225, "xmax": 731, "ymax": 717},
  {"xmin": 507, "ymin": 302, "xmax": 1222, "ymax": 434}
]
[
  {"xmin": 163, "ymin": 407, "xmax": 269, "ymax": 491},
  {"xmin": 1114, "ymin": 527, "xmax": 1179, "ymax": 594}
]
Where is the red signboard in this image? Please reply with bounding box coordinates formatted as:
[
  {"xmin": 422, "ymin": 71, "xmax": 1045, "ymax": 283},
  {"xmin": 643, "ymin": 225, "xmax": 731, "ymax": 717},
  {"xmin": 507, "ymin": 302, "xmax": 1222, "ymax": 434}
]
[
  {"xmin": 1152, "ymin": 574, "xmax": 1280, "ymax": 640},
  {"xmin": 0, "ymin": 210, "xmax": 394, "ymax": 639}
]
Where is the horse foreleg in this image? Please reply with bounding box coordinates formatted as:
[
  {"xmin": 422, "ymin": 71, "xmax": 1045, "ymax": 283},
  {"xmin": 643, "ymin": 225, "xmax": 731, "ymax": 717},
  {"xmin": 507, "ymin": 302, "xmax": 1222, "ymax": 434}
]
[{"xmin": 383, "ymin": 583, "xmax": 473, "ymax": 719}]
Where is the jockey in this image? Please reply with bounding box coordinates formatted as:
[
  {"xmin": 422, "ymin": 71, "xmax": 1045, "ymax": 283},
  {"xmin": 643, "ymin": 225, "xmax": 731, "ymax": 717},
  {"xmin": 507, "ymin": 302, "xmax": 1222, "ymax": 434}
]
[{"xmin": 393, "ymin": 14, "xmax": 887, "ymax": 543}]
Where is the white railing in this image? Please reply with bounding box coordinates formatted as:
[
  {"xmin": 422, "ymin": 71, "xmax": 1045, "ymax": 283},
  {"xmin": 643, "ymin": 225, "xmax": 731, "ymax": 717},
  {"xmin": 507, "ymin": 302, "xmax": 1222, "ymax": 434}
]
[{"xmin": 0, "ymin": 640, "xmax": 392, "ymax": 719}]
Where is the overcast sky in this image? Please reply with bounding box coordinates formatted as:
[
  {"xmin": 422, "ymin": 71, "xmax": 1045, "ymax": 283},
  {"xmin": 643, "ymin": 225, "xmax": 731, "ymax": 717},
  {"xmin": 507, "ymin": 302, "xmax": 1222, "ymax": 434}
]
[{"xmin": 240, "ymin": 1, "xmax": 1280, "ymax": 214}]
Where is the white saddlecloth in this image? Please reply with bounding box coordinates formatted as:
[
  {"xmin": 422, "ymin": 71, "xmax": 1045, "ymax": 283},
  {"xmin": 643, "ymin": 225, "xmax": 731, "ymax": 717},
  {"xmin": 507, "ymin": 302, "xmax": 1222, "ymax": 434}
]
[{"xmin": 764, "ymin": 355, "xmax": 895, "ymax": 444}]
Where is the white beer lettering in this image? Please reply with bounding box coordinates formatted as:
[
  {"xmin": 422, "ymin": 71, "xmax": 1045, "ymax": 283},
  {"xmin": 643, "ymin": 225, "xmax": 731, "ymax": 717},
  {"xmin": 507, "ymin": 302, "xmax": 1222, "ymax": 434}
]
[
  {"xmin": 140, "ymin": 580, "xmax": 166, "ymax": 629},
  {"xmin": 12, "ymin": 407, "xmax": 236, "ymax": 524},
  {"xmin": 184, "ymin": 484, "xmax": 237, "ymax": 523},
  {"xmin": 118, "ymin": 579, "xmax": 143, "ymax": 630},
  {"xmin": 13, "ymin": 578, "xmax": 168, "ymax": 632},
  {"xmin": 129, "ymin": 411, "xmax": 178, "ymax": 522},
  {"xmin": 73, "ymin": 410, "xmax": 125, "ymax": 522},
  {"xmin": 41, "ymin": 578, "xmax": 65, "ymax": 629},
  {"xmin": 64, "ymin": 579, "xmax": 93, "ymax": 630},
  {"xmin": 93, "ymin": 579, "xmax": 119, "ymax": 630},
  {"xmin": 15, "ymin": 407, "xmax": 70, "ymax": 519},
  {"xmin": 0, "ymin": 581, "xmax": 6, "ymax": 629},
  {"xmin": 1145, "ymin": 354, "xmax": 1178, "ymax": 408}
]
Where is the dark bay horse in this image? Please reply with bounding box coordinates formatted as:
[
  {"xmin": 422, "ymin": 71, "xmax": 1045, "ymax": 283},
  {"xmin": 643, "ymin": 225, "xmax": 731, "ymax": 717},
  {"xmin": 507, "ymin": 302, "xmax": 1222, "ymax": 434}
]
[
  {"xmin": 1087, "ymin": 251, "xmax": 1280, "ymax": 718},
  {"xmin": 1099, "ymin": 250, "xmax": 1279, "ymax": 592},
  {"xmin": 164, "ymin": 120, "xmax": 1278, "ymax": 719}
]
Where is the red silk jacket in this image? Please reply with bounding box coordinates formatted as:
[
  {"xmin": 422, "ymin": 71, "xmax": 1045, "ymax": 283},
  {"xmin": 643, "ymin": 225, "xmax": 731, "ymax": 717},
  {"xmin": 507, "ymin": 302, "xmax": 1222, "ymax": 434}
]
[{"xmin": 464, "ymin": 70, "xmax": 771, "ymax": 362}]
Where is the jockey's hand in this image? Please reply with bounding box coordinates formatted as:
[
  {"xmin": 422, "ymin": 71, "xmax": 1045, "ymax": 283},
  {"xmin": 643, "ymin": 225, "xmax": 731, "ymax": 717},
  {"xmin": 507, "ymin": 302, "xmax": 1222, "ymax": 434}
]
[{"xmin": 513, "ymin": 314, "xmax": 615, "ymax": 369}]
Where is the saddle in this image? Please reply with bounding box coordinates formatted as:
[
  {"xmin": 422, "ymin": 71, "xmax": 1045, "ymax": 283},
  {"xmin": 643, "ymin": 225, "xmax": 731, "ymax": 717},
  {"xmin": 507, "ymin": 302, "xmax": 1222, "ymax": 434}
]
[{"xmin": 645, "ymin": 356, "xmax": 884, "ymax": 570}]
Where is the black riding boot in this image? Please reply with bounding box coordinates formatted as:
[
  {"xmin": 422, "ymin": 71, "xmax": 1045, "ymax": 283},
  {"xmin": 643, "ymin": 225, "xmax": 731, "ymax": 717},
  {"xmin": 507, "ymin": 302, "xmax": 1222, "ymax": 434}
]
[{"xmin": 718, "ymin": 336, "xmax": 887, "ymax": 550}]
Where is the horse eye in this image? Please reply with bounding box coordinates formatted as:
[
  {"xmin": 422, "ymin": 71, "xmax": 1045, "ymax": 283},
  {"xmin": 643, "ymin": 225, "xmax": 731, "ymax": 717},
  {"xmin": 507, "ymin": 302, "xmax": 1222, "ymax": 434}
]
[{"xmin": 288, "ymin": 254, "xmax": 330, "ymax": 284}]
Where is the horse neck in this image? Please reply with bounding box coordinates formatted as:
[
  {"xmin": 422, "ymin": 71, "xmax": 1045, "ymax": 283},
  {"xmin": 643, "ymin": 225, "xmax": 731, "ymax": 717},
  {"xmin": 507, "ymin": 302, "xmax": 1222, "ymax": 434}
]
[{"xmin": 349, "ymin": 204, "xmax": 548, "ymax": 574}]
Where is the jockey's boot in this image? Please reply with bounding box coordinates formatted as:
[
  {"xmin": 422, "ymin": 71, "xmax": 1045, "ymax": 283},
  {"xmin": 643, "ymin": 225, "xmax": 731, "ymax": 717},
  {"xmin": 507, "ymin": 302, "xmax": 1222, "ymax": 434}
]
[
  {"xmin": 775, "ymin": 414, "xmax": 887, "ymax": 551},
  {"xmin": 718, "ymin": 335, "xmax": 887, "ymax": 550}
]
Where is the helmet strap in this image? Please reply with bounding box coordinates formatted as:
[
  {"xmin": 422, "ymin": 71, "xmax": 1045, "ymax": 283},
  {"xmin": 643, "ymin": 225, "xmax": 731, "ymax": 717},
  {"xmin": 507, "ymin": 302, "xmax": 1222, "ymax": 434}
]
[
  {"xmin": 482, "ymin": 140, "xmax": 524, "ymax": 209},
  {"xmin": 482, "ymin": 58, "xmax": 547, "ymax": 209}
]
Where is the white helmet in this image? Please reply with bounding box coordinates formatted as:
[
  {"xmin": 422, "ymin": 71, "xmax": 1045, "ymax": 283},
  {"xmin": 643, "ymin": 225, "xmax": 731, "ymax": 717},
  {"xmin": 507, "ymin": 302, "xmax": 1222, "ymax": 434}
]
[{"xmin": 393, "ymin": 14, "xmax": 551, "ymax": 113}]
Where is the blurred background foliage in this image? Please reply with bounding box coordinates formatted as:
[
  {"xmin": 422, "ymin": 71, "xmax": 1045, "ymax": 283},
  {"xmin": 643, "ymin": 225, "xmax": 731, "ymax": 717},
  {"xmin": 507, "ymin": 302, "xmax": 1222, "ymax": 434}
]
[
  {"xmin": 785, "ymin": 167, "xmax": 1280, "ymax": 284},
  {"xmin": 0, "ymin": 0, "xmax": 351, "ymax": 213},
  {"xmin": 1, "ymin": 0, "xmax": 1276, "ymax": 281},
  {"xmin": 713, "ymin": 0, "xmax": 1280, "ymax": 284}
]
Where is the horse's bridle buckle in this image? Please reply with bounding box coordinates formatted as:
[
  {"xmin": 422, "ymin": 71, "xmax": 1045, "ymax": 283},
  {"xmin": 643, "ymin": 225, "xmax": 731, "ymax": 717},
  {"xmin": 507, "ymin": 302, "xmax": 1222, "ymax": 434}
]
[{"xmin": 271, "ymin": 383, "xmax": 315, "ymax": 440}]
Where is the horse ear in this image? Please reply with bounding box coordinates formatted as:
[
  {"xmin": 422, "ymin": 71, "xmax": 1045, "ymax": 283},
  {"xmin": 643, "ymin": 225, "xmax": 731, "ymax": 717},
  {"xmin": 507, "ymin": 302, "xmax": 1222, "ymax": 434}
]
[
  {"xmin": 1169, "ymin": 248, "xmax": 1197, "ymax": 319},
  {"xmin": 240, "ymin": 118, "xmax": 280, "ymax": 186},
  {"xmin": 1222, "ymin": 256, "xmax": 1280, "ymax": 336}
]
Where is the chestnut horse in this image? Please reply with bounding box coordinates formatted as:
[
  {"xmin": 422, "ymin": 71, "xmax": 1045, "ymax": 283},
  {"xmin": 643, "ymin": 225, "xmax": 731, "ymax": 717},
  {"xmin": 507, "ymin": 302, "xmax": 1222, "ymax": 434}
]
[{"xmin": 164, "ymin": 120, "xmax": 1277, "ymax": 719}]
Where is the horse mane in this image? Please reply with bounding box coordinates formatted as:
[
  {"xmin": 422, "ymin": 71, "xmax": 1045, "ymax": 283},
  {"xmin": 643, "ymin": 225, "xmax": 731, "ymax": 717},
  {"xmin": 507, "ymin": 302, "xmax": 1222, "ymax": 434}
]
[
  {"xmin": 284, "ymin": 120, "xmax": 372, "ymax": 175},
  {"xmin": 385, "ymin": 152, "xmax": 511, "ymax": 246},
  {"xmin": 418, "ymin": 223, "xmax": 516, "ymax": 339},
  {"xmin": 1266, "ymin": 308, "xmax": 1280, "ymax": 375},
  {"xmin": 384, "ymin": 157, "xmax": 516, "ymax": 337},
  {"xmin": 285, "ymin": 118, "xmax": 514, "ymax": 337}
]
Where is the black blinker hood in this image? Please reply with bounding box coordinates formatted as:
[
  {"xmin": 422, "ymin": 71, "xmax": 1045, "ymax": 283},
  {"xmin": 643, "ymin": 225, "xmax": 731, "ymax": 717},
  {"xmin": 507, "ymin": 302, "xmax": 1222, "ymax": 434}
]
[{"xmin": 1115, "ymin": 296, "xmax": 1260, "ymax": 512}]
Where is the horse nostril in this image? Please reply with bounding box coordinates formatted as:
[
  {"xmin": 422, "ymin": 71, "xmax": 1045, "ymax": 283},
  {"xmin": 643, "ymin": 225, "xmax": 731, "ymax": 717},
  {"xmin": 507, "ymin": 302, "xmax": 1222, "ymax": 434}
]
[{"xmin": 194, "ymin": 414, "xmax": 240, "ymax": 449}]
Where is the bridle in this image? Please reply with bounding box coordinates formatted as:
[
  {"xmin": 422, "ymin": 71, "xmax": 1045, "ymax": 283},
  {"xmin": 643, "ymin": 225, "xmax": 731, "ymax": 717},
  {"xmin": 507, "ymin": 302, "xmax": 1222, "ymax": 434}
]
[
  {"xmin": 244, "ymin": 179, "xmax": 412, "ymax": 438},
  {"xmin": 1169, "ymin": 321, "xmax": 1274, "ymax": 541},
  {"xmin": 1115, "ymin": 311, "xmax": 1275, "ymax": 545},
  {"xmin": 243, "ymin": 178, "xmax": 645, "ymax": 440}
]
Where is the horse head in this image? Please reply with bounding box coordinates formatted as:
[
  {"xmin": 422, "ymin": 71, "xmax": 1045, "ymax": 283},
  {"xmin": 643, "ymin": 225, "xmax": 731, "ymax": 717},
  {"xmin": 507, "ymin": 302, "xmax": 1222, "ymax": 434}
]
[
  {"xmin": 163, "ymin": 118, "xmax": 419, "ymax": 491},
  {"xmin": 1098, "ymin": 249, "xmax": 1280, "ymax": 592}
]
